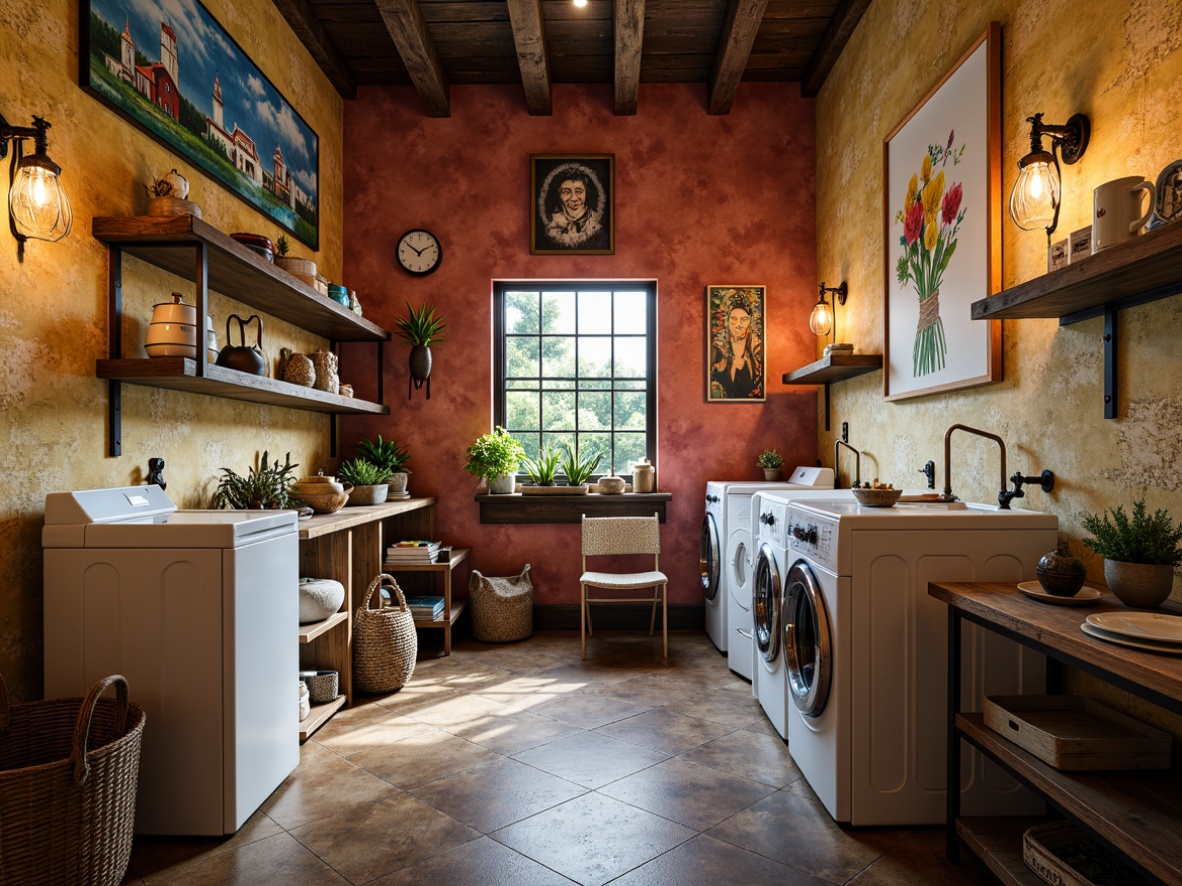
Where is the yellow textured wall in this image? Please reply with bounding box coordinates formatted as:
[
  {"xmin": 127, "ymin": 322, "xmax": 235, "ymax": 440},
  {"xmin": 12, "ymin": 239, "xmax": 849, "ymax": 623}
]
[
  {"xmin": 817, "ymin": 0, "xmax": 1182, "ymax": 580},
  {"xmin": 0, "ymin": 1, "xmax": 343, "ymax": 699}
]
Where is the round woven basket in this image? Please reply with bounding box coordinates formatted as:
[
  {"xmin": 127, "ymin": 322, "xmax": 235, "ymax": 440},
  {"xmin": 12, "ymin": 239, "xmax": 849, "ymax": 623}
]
[{"xmin": 353, "ymin": 574, "xmax": 417, "ymax": 693}]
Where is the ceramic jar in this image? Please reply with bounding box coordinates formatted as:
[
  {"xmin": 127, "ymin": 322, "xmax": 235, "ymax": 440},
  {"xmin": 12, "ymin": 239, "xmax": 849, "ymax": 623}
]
[
  {"xmin": 281, "ymin": 349, "xmax": 316, "ymax": 387},
  {"xmin": 632, "ymin": 458, "xmax": 655, "ymax": 493},
  {"xmin": 311, "ymin": 349, "xmax": 339, "ymax": 394},
  {"xmin": 1036, "ymin": 540, "xmax": 1087, "ymax": 597}
]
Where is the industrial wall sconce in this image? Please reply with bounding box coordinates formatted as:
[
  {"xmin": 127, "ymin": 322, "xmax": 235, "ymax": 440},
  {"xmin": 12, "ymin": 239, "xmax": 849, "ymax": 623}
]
[
  {"xmin": 0, "ymin": 112, "xmax": 72, "ymax": 242},
  {"xmin": 809, "ymin": 281, "xmax": 852, "ymax": 355},
  {"xmin": 1008, "ymin": 112, "xmax": 1090, "ymax": 242}
]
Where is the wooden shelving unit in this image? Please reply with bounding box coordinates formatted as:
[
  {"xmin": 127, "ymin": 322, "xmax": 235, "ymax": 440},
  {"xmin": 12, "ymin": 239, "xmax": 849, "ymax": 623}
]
[
  {"xmin": 92, "ymin": 215, "xmax": 391, "ymax": 454},
  {"xmin": 781, "ymin": 352, "xmax": 883, "ymax": 431},
  {"xmin": 384, "ymin": 547, "xmax": 471, "ymax": 655},
  {"xmin": 969, "ymin": 221, "xmax": 1182, "ymax": 418},
  {"xmin": 299, "ymin": 696, "xmax": 346, "ymax": 742},
  {"xmin": 475, "ymin": 491, "xmax": 672, "ymax": 524},
  {"xmin": 298, "ymin": 611, "xmax": 348, "ymax": 644},
  {"xmin": 931, "ymin": 580, "xmax": 1182, "ymax": 885}
]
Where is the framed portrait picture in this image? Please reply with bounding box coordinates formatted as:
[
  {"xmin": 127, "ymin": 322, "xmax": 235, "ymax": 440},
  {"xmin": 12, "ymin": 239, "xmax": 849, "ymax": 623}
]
[
  {"xmin": 81, "ymin": 0, "xmax": 320, "ymax": 248},
  {"xmin": 707, "ymin": 285, "xmax": 766, "ymax": 402},
  {"xmin": 883, "ymin": 22, "xmax": 1001, "ymax": 401},
  {"xmin": 530, "ymin": 154, "xmax": 614, "ymax": 254}
]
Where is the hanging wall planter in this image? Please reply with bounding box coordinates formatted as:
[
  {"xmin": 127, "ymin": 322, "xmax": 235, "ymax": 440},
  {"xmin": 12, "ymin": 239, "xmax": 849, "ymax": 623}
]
[{"xmin": 395, "ymin": 301, "xmax": 446, "ymax": 400}]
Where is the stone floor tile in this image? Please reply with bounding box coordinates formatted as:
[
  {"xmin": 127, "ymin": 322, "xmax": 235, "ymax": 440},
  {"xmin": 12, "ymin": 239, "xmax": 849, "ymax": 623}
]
[
  {"xmin": 370, "ymin": 836, "xmax": 577, "ymax": 885},
  {"xmin": 585, "ymin": 673, "xmax": 702, "ymax": 707},
  {"xmin": 594, "ymin": 707, "xmax": 734, "ymax": 755},
  {"xmin": 607, "ymin": 834, "xmax": 830, "ymax": 886},
  {"xmin": 663, "ymin": 683, "xmax": 764, "ymax": 727},
  {"xmin": 349, "ymin": 728, "xmax": 497, "ymax": 788},
  {"xmin": 511, "ymin": 730, "xmax": 670, "ymax": 789},
  {"xmin": 677, "ymin": 728, "xmax": 802, "ymax": 787},
  {"xmin": 844, "ymin": 827, "xmax": 995, "ymax": 885},
  {"xmin": 444, "ymin": 708, "xmax": 584, "ymax": 755},
  {"xmin": 143, "ymin": 832, "xmax": 347, "ymax": 885},
  {"xmin": 311, "ymin": 704, "xmax": 435, "ymax": 756},
  {"xmin": 534, "ymin": 691, "xmax": 654, "ymax": 729},
  {"xmin": 260, "ymin": 754, "xmax": 400, "ymax": 830},
  {"xmin": 125, "ymin": 809, "xmax": 283, "ymax": 881}
]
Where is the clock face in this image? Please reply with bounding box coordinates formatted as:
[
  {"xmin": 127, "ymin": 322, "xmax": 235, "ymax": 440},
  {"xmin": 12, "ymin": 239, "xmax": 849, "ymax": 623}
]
[{"xmin": 397, "ymin": 229, "xmax": 442, "ymax": 276}]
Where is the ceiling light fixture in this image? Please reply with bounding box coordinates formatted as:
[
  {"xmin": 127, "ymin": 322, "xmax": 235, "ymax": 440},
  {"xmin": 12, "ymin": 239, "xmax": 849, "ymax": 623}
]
[
  {"xmin": 1008, "ymin": 112, "xmax": 1089, "ymax": 242},
  {"xmin": 0, "ymin": 112, "xmax": 72, "ymax": 242},
  {"xmin": 573, "ymin": 0, "xmax": 588, "ymax": 7}
]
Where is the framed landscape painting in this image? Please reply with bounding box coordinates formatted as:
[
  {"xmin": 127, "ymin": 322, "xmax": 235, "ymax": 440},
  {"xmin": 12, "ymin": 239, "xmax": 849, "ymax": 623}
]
[
  {"xmin": 883, "ymin": 22, "xmax": 1001, "ymax": 401},
  {"xmin": 81, "ymin": 0, "xmax": 320, "ymax": 248},
  {"xmin": 530, "ymin": 154, "xmax": 614, "ymax": 255},
  {"xmin": 707, "ymin": 285, "xmax": 766, "ymax": 402}
]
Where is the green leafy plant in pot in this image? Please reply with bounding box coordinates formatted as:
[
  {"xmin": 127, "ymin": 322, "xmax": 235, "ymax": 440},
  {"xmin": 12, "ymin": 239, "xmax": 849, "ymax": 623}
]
[
  {"xmin": 213, "ymin": 450, "xmax": 298, "ymax": 509},
  {"xmin": 356, "ymin": 435, "xmax": 410, "ymax": 495},
  {"xmin": 395, "ymin": 302, "xmax": 446, "ymax": 400},
  {"xmin": 338, "ymin": 458, "xmax": 391, "ymax": 506},
  {"xmin": 1081, "ymin": 499, "xmax": 1182, "ymax": 608},
  {"xmin": 521, "ymin": 445, "xmax": 562, "ymax": 487},
  {"xmin": 464, "ymin": 426, "xmax": 525, "ymax": 494},
  {"xmin": 561, "ymin": 443, "xmax": 602, "ymax": 488},
  {"xmin": 757, "ymin": 448, "xmax": 784, "ymax": 481}
]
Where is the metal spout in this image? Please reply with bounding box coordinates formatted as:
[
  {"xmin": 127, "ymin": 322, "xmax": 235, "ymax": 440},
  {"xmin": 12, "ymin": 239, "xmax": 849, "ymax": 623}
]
[
  {"xmin": 942, "ymin": 424, "xmax": 1008, "ymax": 508},
  {"xmin": 834, "ymin": 439, "xmax": 861, "ymax": 489}
]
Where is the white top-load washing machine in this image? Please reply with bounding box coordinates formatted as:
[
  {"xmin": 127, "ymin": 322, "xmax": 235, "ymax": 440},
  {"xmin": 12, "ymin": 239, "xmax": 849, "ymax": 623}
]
[
  {"xmin": 778, "ymin": 499, "xmax": 1057, "ymax": 825},
  {"xmin": 700, "ymin": 468, "xmax": 834, "ymax": 654},
  {"xmin": 42, "ymin": 484, "xmax": 300, "ymax": 836}
]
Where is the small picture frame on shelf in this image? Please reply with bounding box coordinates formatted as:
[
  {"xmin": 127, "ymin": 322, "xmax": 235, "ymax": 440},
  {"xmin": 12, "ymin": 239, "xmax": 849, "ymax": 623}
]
[
  {"xmin": 1048, "ymin": 239, "xmax": 1068, "ymax": 273},
  {"xmin": 1068, "ymin": 226, "xmax": 1092, "ymax": 263}
]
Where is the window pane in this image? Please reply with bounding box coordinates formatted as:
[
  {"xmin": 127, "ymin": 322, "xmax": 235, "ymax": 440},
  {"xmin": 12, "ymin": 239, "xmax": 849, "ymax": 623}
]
[
  {"xmin": 616, "ymin": 379, "xmax": 645, "ymax": 390},
  {"xmin": 578, "ymin": 378, "xmax": 611, "ymax": 391},
  {"xmin": 579, "ymin": 391, "xmax": 611, "ymax": 430},
  {"xmin": 511, "ymin": 431, "xmax": 539, "ymax": 457},
  {"xmin": 579, "ymin": 336, "xmax": 612, "ymax": 377},
  {"xmin": 615, "ymin": 433, "xmax": 648, "ymax": 468},
  {"xmin": 507, "ymin": 379, "xmax": 536, "ymax": 390},
  {"xmin": 614, "ymin": 290, "xmax": 647, "ymax": 334},
  {"xmin": 541, "ymin": 336, "xmax": 575, "ymax": 377},
  {"xmin": 613, "ymin": 337, "xmax": 647, "ymax": 378},
  {"xmin": 579, "ymin": 433, "xmax": 611, "ymax": 467},
  {"xmin": 507, "ymin": 391, "xmax": 539, "ymax": 429},
  {"xmin": 578, "ymin": 290, "xmax": 613, "ymax": 334},
  {"xmin": 506, "ymin": 335, "xmax": 539, "ymax": 378},
  {"xmin": 506, "ymin": 290, "xmax": 539, "ymax": 333},
  {"xmin": 541, "ymin": 291, "xmax": 576, "ymax": 334},
  {"xmin": 543, "ymin": 431, "xmax": 575, "ymax": 454},
  {"xmin": 543, "ymin": 391, "xmax": 576, "ymax": 430},
  {"xmin": 614, "ymin": 391, "xmax": 646, "ymax": 430}
]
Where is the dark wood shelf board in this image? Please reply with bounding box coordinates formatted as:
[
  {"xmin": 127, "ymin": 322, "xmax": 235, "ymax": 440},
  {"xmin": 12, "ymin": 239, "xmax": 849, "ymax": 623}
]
[
  {"xmin": 782, "ymin": 353, "xmax": 883, "ymax": 385},
  {"xmin": 955, "ymin": 817, "xmax": 1052, "ymax": 886},
  {"xmin": 93, "ymin": 215, "xmax": 389, "ymax": 342},
  {"xmin": 475, "ymin": 492, "xmax": 672, "ymax": 523},
  {"xmin": 971, "ymin": 221, "xmax": 1182, "ymax": 321},
  {"xmin": 97, "ymin": 358, "xmax": 389, "ymax": 415}
]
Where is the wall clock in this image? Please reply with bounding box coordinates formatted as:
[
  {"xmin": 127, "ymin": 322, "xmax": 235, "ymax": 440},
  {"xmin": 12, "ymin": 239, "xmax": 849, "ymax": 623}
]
[{"xmin": 396, "ymin": 228, "xmax": 442, "ymax": 276}]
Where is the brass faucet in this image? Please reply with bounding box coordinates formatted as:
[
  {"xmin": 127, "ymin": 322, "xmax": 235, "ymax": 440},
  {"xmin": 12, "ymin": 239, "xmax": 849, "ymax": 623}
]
[
  {"xmin": 941, "ymin": 424, "xmax": 1009, "ymax": 508},
  {"xmin": 834, "ymin": 439, "xmax": 861, "ymax": 489}
]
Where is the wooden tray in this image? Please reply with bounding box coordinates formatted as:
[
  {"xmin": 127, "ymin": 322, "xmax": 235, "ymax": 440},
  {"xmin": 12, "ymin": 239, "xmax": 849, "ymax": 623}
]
[{"xmin": 984, "ymin": 695, "xmax": 1171, "ymax": 771}]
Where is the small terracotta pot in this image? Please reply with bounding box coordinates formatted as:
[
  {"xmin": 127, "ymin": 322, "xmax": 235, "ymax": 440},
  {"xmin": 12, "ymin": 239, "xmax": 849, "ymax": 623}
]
[{"xmin": 1104, "ymin": 559, "xmax": 1175, "ymax": 608}]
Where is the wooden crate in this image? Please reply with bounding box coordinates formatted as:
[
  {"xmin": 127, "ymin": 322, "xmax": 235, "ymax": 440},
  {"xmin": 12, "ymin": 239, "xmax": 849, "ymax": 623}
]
[{"xmin": 984, "ymin": 695, "xmax": 1171, "ymax": 771}]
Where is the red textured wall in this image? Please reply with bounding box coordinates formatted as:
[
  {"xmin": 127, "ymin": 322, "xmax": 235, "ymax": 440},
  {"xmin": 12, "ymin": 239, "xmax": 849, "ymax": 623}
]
[{"xmin": 341, "ymin": 82, "xmax": 817, "ymax": 606}]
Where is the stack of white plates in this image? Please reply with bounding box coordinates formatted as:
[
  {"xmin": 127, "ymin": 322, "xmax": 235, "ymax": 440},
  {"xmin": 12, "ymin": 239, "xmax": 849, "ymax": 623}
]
[{"xmin": 1081, "ymin": 611, "xmax": 1182, "ymax": 655}]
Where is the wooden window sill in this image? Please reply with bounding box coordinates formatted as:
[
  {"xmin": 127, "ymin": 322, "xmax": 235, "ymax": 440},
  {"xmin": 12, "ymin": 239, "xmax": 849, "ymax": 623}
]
[{"xmin": 475, "ymin": 491, "xmax": 671, "ymax": 524}]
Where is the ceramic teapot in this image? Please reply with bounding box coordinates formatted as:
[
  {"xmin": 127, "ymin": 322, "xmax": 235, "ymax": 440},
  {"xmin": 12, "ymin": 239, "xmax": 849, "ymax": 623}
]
[{"xmin": 216, "ymin": 314, "xmax": 265, "ymax": 375}]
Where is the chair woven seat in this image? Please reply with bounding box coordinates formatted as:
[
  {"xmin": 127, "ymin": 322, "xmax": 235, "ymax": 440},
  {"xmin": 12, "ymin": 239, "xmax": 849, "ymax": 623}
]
[
  {"xmin": 580, "ymin": 570, "xmax": 667, "ymax": 589},
  {"xmin": 579, "ymin": 513, "xmax": 667, "ymax": 659}
]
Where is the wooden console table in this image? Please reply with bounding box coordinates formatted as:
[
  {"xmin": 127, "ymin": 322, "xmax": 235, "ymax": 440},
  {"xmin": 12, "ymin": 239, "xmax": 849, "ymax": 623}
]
[{"xmin": 930, "ymin": 580, "xmax": 1182, "ymax": 885}]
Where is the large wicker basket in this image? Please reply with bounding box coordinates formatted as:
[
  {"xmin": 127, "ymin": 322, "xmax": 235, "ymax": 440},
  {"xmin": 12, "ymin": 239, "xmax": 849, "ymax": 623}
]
[
  {"xmin": 470, "ymin": 564, "xmax": 533, "ymax": 643},
  {"xmin": 353, "ymin": 574, "xmax": 418, "ymax": 693},
  {"xmin": 0, "ymin": 672, "xmax": 146, "ymax": 886}
]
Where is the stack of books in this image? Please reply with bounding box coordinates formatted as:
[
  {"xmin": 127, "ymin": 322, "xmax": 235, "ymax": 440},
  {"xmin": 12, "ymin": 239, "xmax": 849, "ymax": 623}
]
[
  {"xmin": 405, "ymin": 596, "xmax": 446, "ymax": 621},
  {"xmin": 386, "ymin": 540, "xmax": 442, "ymax": 564}
]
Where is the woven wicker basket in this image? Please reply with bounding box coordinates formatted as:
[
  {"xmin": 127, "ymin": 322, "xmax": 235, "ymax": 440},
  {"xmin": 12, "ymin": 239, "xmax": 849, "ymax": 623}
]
[
  {"xmin": 0, "ymin": 672, "xmax": 146, "ymax": 886},
  {"xmin": 470, "ymin": 564, "xmax": 533, "ymax": 643},
  {"xmin": 353, "ymin": 574, "xmax": 418, "ymax": 693}
]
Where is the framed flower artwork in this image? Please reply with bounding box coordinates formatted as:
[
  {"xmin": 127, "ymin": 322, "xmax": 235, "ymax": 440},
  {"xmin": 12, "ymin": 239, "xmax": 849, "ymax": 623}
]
[{"xmin": 883, "ymin": 22, "xmax": 1002, "ymax": 400}]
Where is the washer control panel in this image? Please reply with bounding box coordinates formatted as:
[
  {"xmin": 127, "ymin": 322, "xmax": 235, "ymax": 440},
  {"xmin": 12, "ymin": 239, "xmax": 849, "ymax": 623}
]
[
  {"xmin": 756, "ymin": 497, "xmax": 789, "ymax": 546},
  {"xmin": 787, "ymin": 505, "xmax": 838, "ymax": 571}
]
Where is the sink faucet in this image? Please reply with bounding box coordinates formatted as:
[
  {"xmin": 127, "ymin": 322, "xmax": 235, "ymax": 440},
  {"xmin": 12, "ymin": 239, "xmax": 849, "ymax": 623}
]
[
  {"xmin": 834, "ymin": 439, "xmax": 861, "ymax": 489},
  {"xmin": 941, "ymin": 424, "xmax": 1009, "ymax": 508}
]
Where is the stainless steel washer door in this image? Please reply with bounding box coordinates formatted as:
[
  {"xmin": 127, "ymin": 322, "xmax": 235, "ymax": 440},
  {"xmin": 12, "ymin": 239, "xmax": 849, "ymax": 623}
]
[
  {"xmin": 700, "ymin": 513, "xmax": 720, "ymax": 600},
  {"xmin": 753, "ymin": 542, "xmax": 781, "ymax": 663},
  {"xmin": 785, "ymin": 559, "xmax": 832, "ymax": 718}
]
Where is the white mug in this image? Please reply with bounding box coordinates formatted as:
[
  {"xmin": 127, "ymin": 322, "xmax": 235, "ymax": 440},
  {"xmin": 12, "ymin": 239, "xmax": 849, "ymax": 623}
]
[{"xmin": 1093, "ymin": 176, "xmax": 1155, "ymax": 253}]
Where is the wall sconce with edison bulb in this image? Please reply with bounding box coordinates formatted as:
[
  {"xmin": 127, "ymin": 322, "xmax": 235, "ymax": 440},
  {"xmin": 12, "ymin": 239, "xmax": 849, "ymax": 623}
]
[
  {"xmin": 810, "ymin": 281, "xmax": 852, "ymax": 356},
  {"xmin": 1, "ymin": 112, "xmax": 72, "ymax": 242},
  {"xmin": 1008, "ymin": 112, "xmax": 1089, "ymax": 242}
]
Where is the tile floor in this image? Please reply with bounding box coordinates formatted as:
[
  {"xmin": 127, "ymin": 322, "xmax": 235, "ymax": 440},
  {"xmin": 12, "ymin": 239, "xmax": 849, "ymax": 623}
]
[{"xmin": 122, "ymin": 630, "xmax": 995, "ymax": 885}]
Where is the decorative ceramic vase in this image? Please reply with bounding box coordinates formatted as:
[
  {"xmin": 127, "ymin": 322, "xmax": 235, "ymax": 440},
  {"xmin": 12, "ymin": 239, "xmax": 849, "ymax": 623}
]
[
  {"xmin": 488, "ymin": 473, "xmax": 516, "ymax": 494},
  {"xmin": 1036, "ymin": 541, "xmax": 1087, "ymax": 596},
  {"xmin": 347, "ymin": 484, "xmax": 389, "ymax": 506},
  {"xmin": 598, "ymin": 475, "xmax": 625, "ymax": 495},
  {"xmin": 632, "ymin": 458, "xmax": 655, "ymax": 493},
  {"xmin": 298, "ymin": 577, "xmax": 345, "ymax": 623},
  {"xmin": 763, "ymin": 468, "xmax": 782, "ymax": 482},
  {"xmin": 281, "ymin": 348, "xmax": 316, "ymax": 387},
  {"xmin": 387, "ymin": 472, "xmax": 409, "ymax": 495},
  {"xmin": 1104, "ymin": 560, "xmax": 1175, "ymax": 608},
  {"xmin": 311, "ymin": 349, "xmax": 339, "ymax": 394},
  {"xmin": 410, "ymin": 346, "xmax": 432, "ymax": 383}
]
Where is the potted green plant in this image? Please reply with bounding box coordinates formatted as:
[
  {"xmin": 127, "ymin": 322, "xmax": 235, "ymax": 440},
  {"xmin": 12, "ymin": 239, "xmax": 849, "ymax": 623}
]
[
  {"xmin": 1082, "ymin": 499, "xmax": 1182, "ymax": 608},
  {"xmin": 338, "ymin": 458, "xmax": 391, "ymax": 506},
  {"xmin": 395, "ymin": 302, "xmax": 447, "ymax": 398},
  {"xmin": 356, "ymin": 435, "xmax": 411, "ymax": 496},
  {"xmin": 757, "ymin": 448, "xmax": 784, "ymax": 481},
  {"xmin": 561, "ymin": 443, "xmax": 602, "ymax": 490},
  {"xmin": 521, "ymin": 445, "xmax": 562, "ymax": 490},
  {"xmin": 213, "ymin": 450, "xmax": 298, "ymax": 509},
  {"xmin": 464, "ymin": 426, "xmax": 525, "ymax": 494}
]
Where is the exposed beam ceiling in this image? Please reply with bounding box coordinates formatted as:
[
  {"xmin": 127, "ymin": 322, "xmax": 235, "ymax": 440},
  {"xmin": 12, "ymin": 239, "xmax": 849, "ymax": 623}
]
[
  {"xmin": 708, "ymin": 0, "xmax": 771, "ymax": 115},
  {"xmin": 373, "ymin": 0, "xmax": 450, "ymax": 117},
  {"xmin": 801, "ymin": 0, "xmax": 872, "ymax": 97},
  {"xmin": 613, "ymin": 0, "xmax": 645, "ymax": 115},
  {"xmin": 506, "ymin": 0, "xmax": 553, "ymax": 115},
  {"xmin": 271, "ymin": 0, "xmax": 357, "ymax": 99}
]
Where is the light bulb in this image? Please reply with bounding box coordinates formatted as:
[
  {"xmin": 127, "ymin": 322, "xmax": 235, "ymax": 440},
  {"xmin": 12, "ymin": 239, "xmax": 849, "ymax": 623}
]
[
  {"xmin": 1009, "ymin": 157, "xmax": 1060, "ymax": 232},
  {"xmin": 809, "ymin": 298, "xmax": 833, "ymax": 336},
  {"xmin": 573, "ymin": 0, "xmax": 588, "ymax": 6},
  {"xmin": 10, "ymin": 159, "xmax": 71, "ymax": 242}
]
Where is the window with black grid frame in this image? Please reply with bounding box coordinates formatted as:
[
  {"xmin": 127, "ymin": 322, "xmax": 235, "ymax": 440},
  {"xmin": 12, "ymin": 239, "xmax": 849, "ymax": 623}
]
[{"xmin": 494, "ymin": 281, "xmax": 656, "ymax": 481}]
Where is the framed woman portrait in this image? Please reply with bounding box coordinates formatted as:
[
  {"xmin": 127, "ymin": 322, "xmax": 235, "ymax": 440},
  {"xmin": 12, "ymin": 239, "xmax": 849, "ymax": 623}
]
[
  {"xmin": 531, "ymin": 154, "xmax": 615, "ymax": 254},
  {"xmin": 707, "ymin": 285, "xmax": 766, "ymax": 402}
]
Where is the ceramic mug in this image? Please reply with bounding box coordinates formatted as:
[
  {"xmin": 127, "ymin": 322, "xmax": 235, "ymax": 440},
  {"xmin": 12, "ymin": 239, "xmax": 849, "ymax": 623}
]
[{"xmin": 1093, "ymin": 176, "xmax": 1155, "ymax": 252}]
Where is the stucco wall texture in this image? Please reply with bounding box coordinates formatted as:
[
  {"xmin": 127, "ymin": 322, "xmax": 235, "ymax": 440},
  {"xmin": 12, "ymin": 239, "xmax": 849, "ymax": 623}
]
[
  {"xmin": 0, "ymin": 1, "xmax": 344, "ymax": 699},
  {"xmin": 816, "ymin": 0, "xmax": 1182, "ymax": 599},
  {"xmin": 341, "ymin": 82, "xmax": 818, "ymax": 609}
]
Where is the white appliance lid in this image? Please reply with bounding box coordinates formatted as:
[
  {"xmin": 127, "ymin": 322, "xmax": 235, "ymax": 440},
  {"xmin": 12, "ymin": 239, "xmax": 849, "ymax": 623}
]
[
  {"xmin": 789, "ymin": 498, "xmax": 1059, "ymax": 528},
  {"xmin": 787, "ymin": 466, "xmax": 835, "ymax": 487}
]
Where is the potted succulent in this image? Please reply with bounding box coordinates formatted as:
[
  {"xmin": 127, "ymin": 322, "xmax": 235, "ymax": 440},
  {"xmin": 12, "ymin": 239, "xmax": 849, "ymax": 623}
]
[
  {"xmin": 757, "ymin": 448, "xmax": 784, "ymax": 481},
  {"xmin": 212, "ymin": 450, "xmax": 298, "ymax": 509},
  {"xmin": 561, "ymin": 443, "xmax": 602, "ymax": 491},
  {"xmin": 337, "ymin": 457, "xmax": 391, "ymax": 506},
  {"xmin": 1082, "ymin": 499, "xmax": 1182, "ymax": 608},
  {"xmin": 356, "ymin": 435, "xmax": 411, "ymax": 495},
  {"xmin": 521, "ymin": 445, "xmax": 562, "ymax": 492},
  {"xmin": 395, "ymin": 302, "xmax": 446, "ymax": 399},
  {"xmin": 464, "ymin": 426, "xmax": 525, "ymax": 494},
  {"xmin": 273, "ymin": 234, "xmax": 318, "ymax": 278}
]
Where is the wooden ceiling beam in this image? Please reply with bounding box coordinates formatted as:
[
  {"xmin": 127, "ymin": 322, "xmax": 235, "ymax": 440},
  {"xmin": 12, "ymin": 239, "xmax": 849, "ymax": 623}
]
[
  {"xmin": 374, "ymin": 0, "xmax": 451, "ymax": 117},
  {"xmin": 270, "ymin": 0, "xmax": 357, "ymax": 99},
  {"xmin": 613, "ymin": 0, "xmax": 645, "ymax": 115},
  {"xmin": 707, "ymin": 0, "xmax": 770, "ymax": 115},
  {"xmin": 506, "ymin": 0, "xmax": 552, "ymax": 115},
  {"xmin": 800, "ymin": 0, "xmax": 872, "ymax": 98}
]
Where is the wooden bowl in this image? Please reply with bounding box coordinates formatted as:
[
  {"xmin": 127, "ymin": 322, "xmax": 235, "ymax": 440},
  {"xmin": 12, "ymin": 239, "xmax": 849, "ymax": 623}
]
[
  {"xmin": 296, "ymin": 490, "xmax": 350, "ymax": 514},
  {"xmin": 852, "ymin": 487, "xmax": 902, "ymax": 508}
]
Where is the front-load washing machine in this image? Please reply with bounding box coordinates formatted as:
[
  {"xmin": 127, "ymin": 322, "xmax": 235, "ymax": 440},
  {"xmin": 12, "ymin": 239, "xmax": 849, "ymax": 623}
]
[
  {"xmin": 783, "ymin": 499, "xmax": 1057, "ymax": 825},
  {"xmin": 700, "ymin": 468, "xmax": 833, "ymax": 653},
  {"xmin": 751, "ymin": 493, "xmax": 791, "ymax": 734}
]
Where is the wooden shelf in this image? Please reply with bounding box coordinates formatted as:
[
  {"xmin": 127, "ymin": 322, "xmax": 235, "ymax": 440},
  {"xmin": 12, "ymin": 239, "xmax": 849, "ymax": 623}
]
[
  {"xmin": 384, "ymin": 546, "xmax": 471, "ymax": 655},
  {"xmin": 299, "ymin": 611, "xmax": 348, "ymax": 644},
  {"xmin": 97, "ymin": 358, "xmax": 389, "ymax": 415},
  {"xmin": 93, "ymin": 215, "xmax": 388, "ymax": 342},
  {"xmin": 384, "ymin": 547, "xmax": 471, "ymax": 572},
  {"xmin": 971, "ymin": 221, "xmax": 1182, "ymax": 322},
  {"xmin": 475, "ymin": 492, "xmax": 671, "ymax": 524},
  {"xmin": 412, "ymin": 600, "xmax": 468, "ymax": 629},
  {"xmin": 299, "ymin": 498, "xmax": 439, "ymax": 541},
  {"xmin": 299, "ymin": 695, "xmax": 346, "ymax": 741},
  {"xmin": 781, "ymin": 352, "xmax": 883, "ymax": 384},
  {"xmin": 956, "ymin": 817, "xmax": 1049, "ymax": 886}
]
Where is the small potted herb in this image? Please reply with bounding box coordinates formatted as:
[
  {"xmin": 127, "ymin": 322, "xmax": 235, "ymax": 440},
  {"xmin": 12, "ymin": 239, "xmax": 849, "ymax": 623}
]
[
  {"xmin": 464, "ymin": 426, "xmax": 525, "ymax": 494},
  {"xmin": 395, "ymin": 302, "xmax": 447, "ymax": 398},
  {"xmin": 757, "ymin": 448, "xmax": 784, "ymax": 481},
  {"xmin": 273, "ymin": 234, "xmax": 318, "ymax": 278},
  {"xmin": 337, "ymin": 458, "xmax": 391, "ymax": 506},
  {"xmin": 1082, "ymin": 499, "xmax": 1182, "ymax": 608},
  {"xmin": 356, "ymin": 435, "xmax": 410, "ymax": 495}
]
